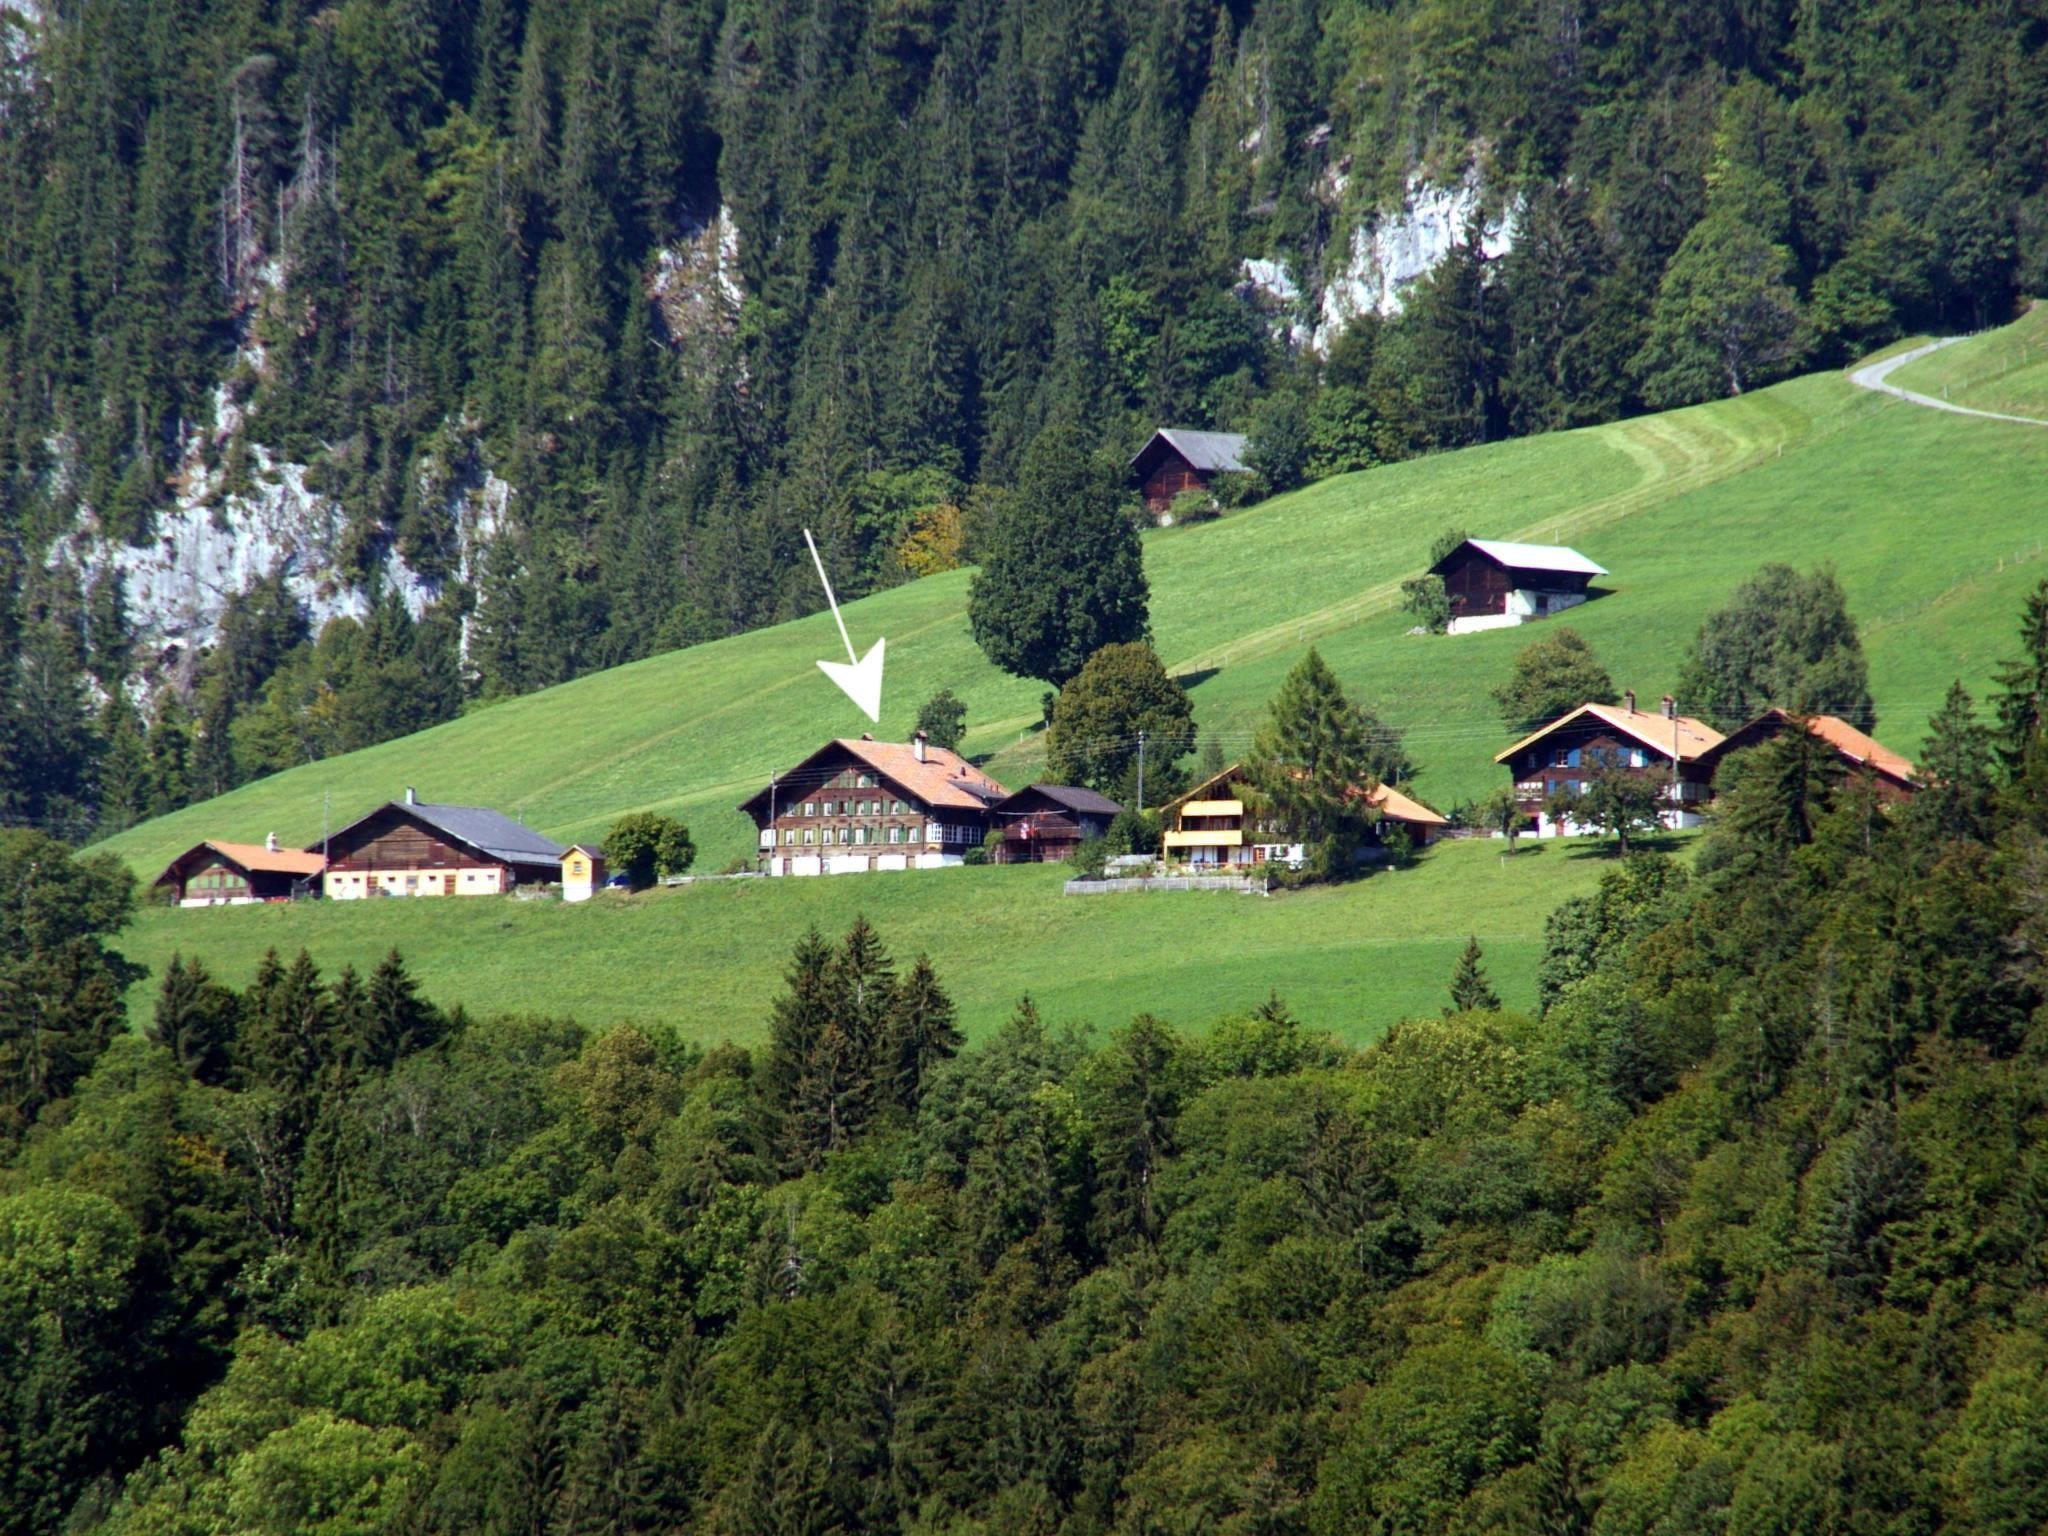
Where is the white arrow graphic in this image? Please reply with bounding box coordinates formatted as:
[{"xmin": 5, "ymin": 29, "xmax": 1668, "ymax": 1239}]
[{"xmin": 804, "ymin": 528, "xmax": 885, "ymax": 722}]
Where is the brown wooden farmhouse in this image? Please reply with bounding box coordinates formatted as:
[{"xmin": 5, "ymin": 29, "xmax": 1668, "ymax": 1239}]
[
  {"xmin": 317, "ymin": 789, "xmax": 566, "ymax": 898},
  {"xmin": 743, "ymin": 733, "xmax": 1009, "ymax": 876},
  {"xmin": 1697, "ymin": 709, "xmax": 1917, "ymax": 803},
  {"xmin": 990, "ymin": 784, "xmax": 1123, "ymax": 864},
  {"xmin": 1160, "ymin": 764, "xmax": 1447, "ymax": 869},
  {"xmin": 1495, "ymin": 695, "xmax": 1723, "ymax": 836},
  {"xmin": 154, "ymin": 836, "xmax": 326, "ymax": 906},
  {"xmin": 1428, "ymin": 538, "xmax": 1607, "ymax": 634},
  {"xmin": 1130, "ymin": 428, "xmax": 1250, "ymax": 515}
]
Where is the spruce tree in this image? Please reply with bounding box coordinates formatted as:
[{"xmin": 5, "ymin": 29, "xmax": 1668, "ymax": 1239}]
[
  {"xmin": 1913, "ymin": 682, "xmax": 1997, "ymax": 845},
  {"xmin": 1246, "ymin": 648, "xmax": 1377, "ymax": 848},
  {"xmin": 760, "ymin": 929, "xmax": 837, "ymax": 1171},
  {"xmin": 150, "ymin": 953, "xmax": 238, "ymax": 1086},
  {"xmin": 1446, "ymin": 937, "xmax": 1501, "ymax": 1015},
  {"xmin": 885, "ymin": 954, "xmax": 962, "ymax": 1114},
  {"xmin": 1991, "ymin": 577, "xmax": 2048, "ymax": 773},
  {"xmin": 1722, "ymin": 723, "xmax": 1838, "ymax": 853}
]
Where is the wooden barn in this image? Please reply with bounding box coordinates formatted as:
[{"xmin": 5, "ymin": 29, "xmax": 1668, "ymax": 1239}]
[
  {"xmin": 1495, "ymin": 694, "xmax": 1724, "ymax": 836},
  {"xmin": 154, "ymin": 836, "xmax": 326, "ymax": 906},
  {"xmin": 1130, "ymin": 428, "xmax": 1250, "ymax": 515},
  {"xmin": 990, "ymin": 784, "xmax": 1124, "ymax": 864},
  {"xmin": 1428, "ymin": 538, "xmax": 1607, "ymax": 634},
  {"xmin": 1698, "ymin": 709, "xmax": 1917, "ymax": 803},
  {"xmin": 742, "ymin": 732, "xmax": 1009, "ymax": 876},
  {"xmin": 317, "ymin": 789, "xmax": 566, "ymax": 898}
]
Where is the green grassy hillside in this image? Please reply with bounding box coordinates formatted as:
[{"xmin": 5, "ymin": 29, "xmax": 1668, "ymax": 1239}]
[
  {"xmin": 114, "ymin": 837, "xmax": 1617, "ymax": 1047},
  {"xmin": 1890, "ymin": 302, "xmax": 2048, "ymax": 417},
  {"xmin": 98, "ymin": 317, "xmax": 2048, "ymax": 1044}
]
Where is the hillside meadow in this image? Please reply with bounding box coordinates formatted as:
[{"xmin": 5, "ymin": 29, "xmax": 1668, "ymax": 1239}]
[
  {"xmin": 1890, "ymin": 301, "xmax": 2048, "ymax": 416},
  {"xmin": 112, "ymin": 837, "xmax": 1623, "ymax": 1048},
  {"xmin": 98, "ymin": 320, "xmax": 2048, "ymax": 1043}
]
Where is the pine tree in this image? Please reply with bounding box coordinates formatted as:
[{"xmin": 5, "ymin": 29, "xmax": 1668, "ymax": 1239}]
[
  {"xmin": 885, "ymin": 954, "xmax": 961, "ymax": 1114},
  {"xmin": 760, "ymin": 929, "xmax": 837, "ymax": 1172},
  {"xmin": 1446, "ymin": 937, "xmax": 1501, "ymax": 1015},
  {"xmin": 1246, "ymin": 648, "xmax": 1377, "ymax": 848},
  {"xmin": 1991, "ymin": 577, "xmax": 2048, "ymax": 773},
  {"xmin": 1723, "ymin": 722, "xmax": 1838, "ymax": 853},
  {"xmin": 239, "ymin": 949, "xmax": 333, "ymax": 1103},
  {"xmin": 150, "ymin": 953, "xmax": 238, "ymax": 1086},
  {"xmin": 1913, "ymin": 682, "xmax": 1996, "ymax": 845},
  {"xmin": 94, "ymin": 697, "xmax": 153, "ymax": 836}
]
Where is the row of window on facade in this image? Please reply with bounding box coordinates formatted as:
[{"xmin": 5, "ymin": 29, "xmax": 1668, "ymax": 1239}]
[
  {"xmin": 791, "ymin": 797, "xmax": 911, "ymax": 817},
  {"xmin": 1550, "ymin": 745, "xmax": 1650, "ymax": 769},
  {"xmin": 767, "ymin": 821, "xmax": 968, "ymax": 846}
]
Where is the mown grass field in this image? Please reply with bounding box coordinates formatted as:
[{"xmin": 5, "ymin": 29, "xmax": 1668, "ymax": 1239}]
[
  {"xmin": 114, "ymin": 837, "xmax": 1624, "ymax": 1048},
  {"xmin": 1890, "ymin": 303, "xmax": 2048, "ymax": 417},
  {"xmin": 99, "ymin": 316, "xmax": 2048, "ymax": 1039}
]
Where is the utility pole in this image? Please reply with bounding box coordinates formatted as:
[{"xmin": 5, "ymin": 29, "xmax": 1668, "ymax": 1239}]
[
  {"xmin": 1136, "ymin": 730, "xmax": 1146, "ymax": 812},
  {"xmin": 767, "ymin": 771, "xmax": 778, "ymax": 872}
]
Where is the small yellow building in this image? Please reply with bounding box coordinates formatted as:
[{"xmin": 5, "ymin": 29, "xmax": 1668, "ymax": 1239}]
[{"xmin": 562, "ymin": 844, "xmax": 607, "ymax": 903}]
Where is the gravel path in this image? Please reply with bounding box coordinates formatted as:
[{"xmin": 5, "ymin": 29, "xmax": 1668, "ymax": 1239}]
[{"xmin": 1848, "ymin": 338, "xmax": 2048, "ymax": 427}]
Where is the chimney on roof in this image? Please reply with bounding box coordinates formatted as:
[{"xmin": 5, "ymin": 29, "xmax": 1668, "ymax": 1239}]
[
  {"xmin": 405, "ymin": 786, "xmax": 417, "ymax": 805},
  {"xmin": 860, "ymin": 731, "xmax": 874, "ymax": 741},
  {"xmin": 1624, "ymin": 689, "xmax": 1636, "ymax": 714},
  {"xmin": 265, "ymin": 831, "xmax": 278, "ymax": 852},
  {"xmin": 1661, "ymin": 695, "xmax": 1676, "ymax": 720},
  {"xmin": 912, "ymin": 729, "xmax": 928, "ymax": 763}
]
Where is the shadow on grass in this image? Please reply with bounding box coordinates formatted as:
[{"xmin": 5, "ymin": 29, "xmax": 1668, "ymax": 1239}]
[{"xmin": 1559, "ymin": 831, "xmax": 1690, "ymax": 860}]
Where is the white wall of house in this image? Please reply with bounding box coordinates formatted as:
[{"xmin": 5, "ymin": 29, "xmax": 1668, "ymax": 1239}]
[
  {"xmin": 323, "ymin": 867, "xmax": 505, "ymax": 898},
  {"xmin": 1447, "ymin": 588, "xmax": 1591, "ymax": 635},
  {"xmin": 767, "ymin": 847, "xmax": 966, "ymax": 876}
]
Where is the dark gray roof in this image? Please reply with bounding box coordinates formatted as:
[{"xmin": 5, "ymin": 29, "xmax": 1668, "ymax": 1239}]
[
  {"xmin": 1000, "ymin": 783, "xmax": 1125, "ymax": 816},
  {"xmin": 1135, "ymin": 428, "xmax": 1250, "ymax": 473},
  {"xmin": 402, "ymin": 801, "xmax": 566, "ymax": 865}
]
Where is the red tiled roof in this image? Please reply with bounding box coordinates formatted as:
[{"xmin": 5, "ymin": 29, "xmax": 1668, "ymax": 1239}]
[
  {"xmin": 1369, "ymin": 783, "xmax": 1448, "ymax": 826},
  {"xmin": 742, "ymin": 739, "xmax": 1008, "ymax": 817},
  {"xmin": 1797, "ymin": 714, "xmax": 1915, "ymax": 783},
  {"xmin": 833, "ymin": 738, "xmax": 1007, "ymax": 810},
  {"xmin": 1700, "ymin": 708, "xmax": 1916, "ymax": 784},
  {"xmin": 158, "ymin": 839, "xmax": 328, "ymax": 883},
  {"xmin": 1495, "ymin": 702, "xmax": 1725, "ymax": 764},
  {"xmin": 198, "ymin": 839, "xmax": 328, "ymax": 875}
]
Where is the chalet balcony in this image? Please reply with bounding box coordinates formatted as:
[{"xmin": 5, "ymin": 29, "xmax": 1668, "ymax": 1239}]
[{"xmin": 1163, "ymin": 828, "xmax": 1243, "ymax": 849}]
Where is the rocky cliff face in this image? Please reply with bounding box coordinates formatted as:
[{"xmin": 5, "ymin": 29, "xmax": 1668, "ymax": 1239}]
[
  {"xmin": 1239, "ymin": 165, "xmax": 1519, "ymax": 354},
  {"xmin": 49, "ymin": 409, "xmax": 508, "ymax": 681},
  {"xmin": 45, "ymin": 200, "xmax": 748, "ymax": 689}
]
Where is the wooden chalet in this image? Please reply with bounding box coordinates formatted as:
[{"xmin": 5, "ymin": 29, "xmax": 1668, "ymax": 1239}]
[
  {"xmin": 990, "ymin": 784, "xmax": 1123, "ymax": 864},
  {"xmin": 317, "ymin": 788, "xmax": 566, "ymax": 898},
  {"xmin": 741, "ymin": 733, "xmax": 1009, "ymax": 877},
  {"xmin": 154, "ymin": 835, "xmax": 325, "ymax": 906},
  {"xmin": 1428, "ymin": 538, "xmax": 1607, "ymax": 634},
  {"xmin": 1495, "ymin": 694, "xmax": 1724, "ymax": 837},
  {"xmin": 1160, "ymin": 764, "xmax": 1447, "ymax": 869},
  {"xmin": 1130, "ymin": 428, "xmax": 1250, "ymax": 515},
  {"xmin": 1698, "ymin": 709, "xmax": 1917, "ymax": 803}
]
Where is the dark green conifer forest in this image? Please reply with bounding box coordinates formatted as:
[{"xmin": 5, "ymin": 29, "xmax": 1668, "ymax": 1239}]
[
  {"xmin": 4, "ymin": 583, "xmax": 2048, "ymax": 1531},
  {"xmin": 2, "ymin": 0, "xmax": 2044, "ymax": 837}
]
